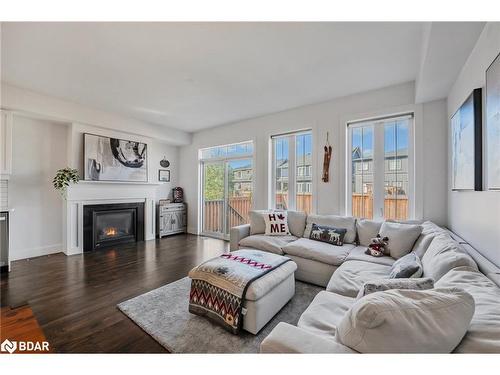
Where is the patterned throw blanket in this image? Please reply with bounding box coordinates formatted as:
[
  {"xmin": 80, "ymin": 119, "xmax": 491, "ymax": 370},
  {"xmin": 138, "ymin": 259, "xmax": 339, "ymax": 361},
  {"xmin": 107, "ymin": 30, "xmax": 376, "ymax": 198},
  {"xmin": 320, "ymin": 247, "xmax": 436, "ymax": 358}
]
[{"xmin": 188, "ymin": 249, "xmax": 291, "ymax": 334}]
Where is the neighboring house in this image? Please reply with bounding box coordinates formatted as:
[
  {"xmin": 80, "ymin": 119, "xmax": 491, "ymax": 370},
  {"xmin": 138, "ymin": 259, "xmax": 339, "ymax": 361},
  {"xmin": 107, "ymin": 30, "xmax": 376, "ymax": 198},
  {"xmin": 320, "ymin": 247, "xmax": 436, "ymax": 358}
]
[
  {"xmin": 231, "ymin": 165, "xmax": 253, "ymax": 197},
  {"xmin": 352, "ymin": 147, "xmax": 409, "ymax": 197},
  {"xmin": 276, "ymin": 152, "xmax": 312, "ymax": 196}
]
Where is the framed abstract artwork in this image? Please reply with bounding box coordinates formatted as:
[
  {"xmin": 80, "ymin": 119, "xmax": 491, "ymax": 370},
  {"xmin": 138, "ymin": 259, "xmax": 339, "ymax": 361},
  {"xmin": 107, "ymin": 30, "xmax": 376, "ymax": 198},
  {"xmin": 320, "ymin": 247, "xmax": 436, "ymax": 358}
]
[
  {"xmin": 486, "ymin": 52, "xmax": 500, "ymax": 190},
  {"xmin": 451, "ymin": 88, "xmax": 482, "ymax": 191},
  {"xmin": 84, "ymin": 133, "xmax": 148, "ymax": 182}
]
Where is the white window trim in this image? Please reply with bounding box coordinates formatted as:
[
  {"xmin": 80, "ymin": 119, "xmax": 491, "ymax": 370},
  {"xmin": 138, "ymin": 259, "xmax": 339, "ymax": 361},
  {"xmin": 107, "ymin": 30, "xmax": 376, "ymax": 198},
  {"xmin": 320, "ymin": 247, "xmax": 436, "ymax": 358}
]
[{"xmin": 346, "ymin": 113, "xmax": 416, "ymax": 221}]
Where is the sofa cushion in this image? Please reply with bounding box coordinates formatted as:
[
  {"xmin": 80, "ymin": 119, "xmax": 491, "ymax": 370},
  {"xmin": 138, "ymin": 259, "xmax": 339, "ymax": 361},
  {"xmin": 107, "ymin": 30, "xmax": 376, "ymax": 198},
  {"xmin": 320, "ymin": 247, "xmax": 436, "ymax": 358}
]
[
  {"xmin": 249, "ymin": 210, "xmax": 270, "ymax": 235},
  {"xmin": 263, "ymin": 212, "xmax": 291, "ymax": 236},
  {"xmin": 389, "ymin": 252, "xmax": 423, "ymax": 278},
  {"xmin": 282, "ymin": 238, "xmax": 355, "ymax": 266},
  {"xmin": 436, "ymin": 266, "xmax": 500, "ymax": 353},
  {"xmin": 345, "ymin": 246, "xmax": 396, "ymax": 267},
  {"xmin": 297, "ymin": 291, "xmax": 355, "ymax": 339},
  {"xmin": 356, "ymin": 277, "xmax": 434, "ymax": 299},
  {"xmin": 309, "ymin": 224, "xmax": 347, "ymax": 246},
  {"xmin": 412, "ymin": 221, "xmax": 447, "ymax": 258},
  {"xmin": 303, "ymin": 215, "xmax": 357, "ymax": 244},
  {"xmin": 356, "ymin": 219, "xmax": 382, "ymax": 247},
  {"xmin": 239, "ymin": 234, "xmax": 297, "ymax": 255},
  {"xmin": 379, "ymin": 221, "xmax": 422, "ymax": 259},
  {"xmin": 422, "ymin": 234, "xmax": 478, "ymax": 281},
  {"xmin": 326, "ymin": 260, "xmax": 392, "ymax": 297},
  {"xmin": 337, "ymin": 287, "xmax": 475, "ymax": 353},
  {"xmin": 287, "ymin": 210, "xmax": 307, "ymax": 237}
]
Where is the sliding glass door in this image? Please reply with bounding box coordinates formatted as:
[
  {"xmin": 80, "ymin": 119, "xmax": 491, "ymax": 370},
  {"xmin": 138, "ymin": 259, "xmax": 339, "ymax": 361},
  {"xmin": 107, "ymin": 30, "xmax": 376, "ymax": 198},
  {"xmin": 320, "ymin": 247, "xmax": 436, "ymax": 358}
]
[{"xmin": 200, "ymin": 142, "xmax": 253, "ymax": 239}]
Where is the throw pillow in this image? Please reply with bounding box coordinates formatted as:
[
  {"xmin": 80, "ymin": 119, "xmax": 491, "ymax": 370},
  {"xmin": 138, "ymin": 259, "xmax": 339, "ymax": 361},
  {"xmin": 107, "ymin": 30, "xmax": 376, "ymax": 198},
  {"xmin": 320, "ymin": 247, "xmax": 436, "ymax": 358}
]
[
  {"xmin": 308, "ymin": 223, "xmax": 347, "ymax": 246},
  {"xmin": 263, "ymin": 212, "xmax": 291, "ymax": 236},
  {"xmin": 389, "ymin": 252, "xmax": 423, "ymax": 278},
  {"xmin": 356, "ymin": 219, "xmax": 383, "ymax": 246},
  {"xmin": 356, "ymin": 277, "xmax": 434, "ymax": 299},
  {"xmin": 337, "ymin": 287, "xmax": 475, "ymax": 353},
  {"xmin": 379, "ymin": 221, "xmax": 423, "ymax": 259},
  {"xmin": 303, "ymin": 214, "xmax": 357, "ymax": 244},
  {"xmin": 249, "ymin": 210, "xmax": 272, "ymax": 235}
]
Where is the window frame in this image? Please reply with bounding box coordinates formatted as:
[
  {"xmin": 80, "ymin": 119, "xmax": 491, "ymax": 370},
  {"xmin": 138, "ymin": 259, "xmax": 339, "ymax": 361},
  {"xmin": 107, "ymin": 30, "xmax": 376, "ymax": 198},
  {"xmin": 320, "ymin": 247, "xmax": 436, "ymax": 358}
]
[
  {"xmin": 346, "ymin": 113, "xmax": 415, "ymax": 221},
  {"xmin": 270, "ymin": 130, "xmax": 313, "ymax": 212}
]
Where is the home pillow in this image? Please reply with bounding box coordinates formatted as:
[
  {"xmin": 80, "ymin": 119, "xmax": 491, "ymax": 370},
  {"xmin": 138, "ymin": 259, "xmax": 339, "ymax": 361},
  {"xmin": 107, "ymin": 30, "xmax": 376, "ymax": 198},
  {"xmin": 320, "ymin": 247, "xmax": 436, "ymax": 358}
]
[
  {"xmin": 356, "ymin": 277, "xmax": 434, "ymax": 299},
  {"xmin": 308, "ymin": 223, "xmax": 347, "ymax": 246},
  {"xmin": 337, "ymin": 287, "xmax": 475, "ymax": 353},
  {"xmin": 379, "ymin": 221, "xmax": 422, "ymax": 259},
  {"xmin": 356, "ymin": 219, "xmax": 382, "ymax": 247},
  {"xmin": 389, "ymin": 252, "xmax": 423, "ymax": 278},
  {"xmin": 263, "ymin": 212, "xmax": 291, "ymax": 236}
]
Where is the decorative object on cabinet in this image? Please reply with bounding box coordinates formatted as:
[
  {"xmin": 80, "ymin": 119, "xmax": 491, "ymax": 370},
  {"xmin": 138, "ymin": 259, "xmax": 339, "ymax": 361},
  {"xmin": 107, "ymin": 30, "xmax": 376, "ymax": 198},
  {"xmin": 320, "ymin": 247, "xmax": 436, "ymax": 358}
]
[
  {"xmin": 158, "ymin": 202, "xmax": 186, "ymax": 238},
  {"xmin": 84, "ymin": 133, "xmax": 148, "ymax": 182},
  {"xmin": 53, "ymin": 167, "xmax": 80, "ymax": 198},
  {"xmin": 160, "ymin": 157, "xmax": 170, "ymax": 168},
  {"xmin": 486, "ymin": 52, "xmax": 500, "ymax": 190},
  {"xmin": 451, "ymin": 88, "xmax": 482, "ymax": 191},
  {"xmin": 322, "ymin": 131, "xmax": 332, "ymax": 182},
  {"xmin": 172, "ymin": 187, "xmax": 184, "ymax": 203},
  {"xmin": 159, "ymin": 169, "xmax": 170, "ymax": 182},
  {"xmin": 0, "ymin": 110, "xmax": 13, "ymax": 179}
]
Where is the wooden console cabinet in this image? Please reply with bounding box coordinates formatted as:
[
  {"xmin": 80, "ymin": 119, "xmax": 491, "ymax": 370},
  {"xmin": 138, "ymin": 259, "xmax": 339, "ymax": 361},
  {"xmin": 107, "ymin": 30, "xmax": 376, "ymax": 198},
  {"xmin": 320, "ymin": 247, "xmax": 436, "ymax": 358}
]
[{"xmin": 158, "ymin": 203, "xmax": 186, "ymax": 238}]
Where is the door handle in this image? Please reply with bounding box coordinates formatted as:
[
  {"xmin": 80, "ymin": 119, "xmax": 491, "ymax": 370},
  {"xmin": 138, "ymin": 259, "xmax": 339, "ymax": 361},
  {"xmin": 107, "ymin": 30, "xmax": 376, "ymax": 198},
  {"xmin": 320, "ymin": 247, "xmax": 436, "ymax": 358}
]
[{"xmin": 0, "ymin": 217, "xmax": 6, "ymax": 221}]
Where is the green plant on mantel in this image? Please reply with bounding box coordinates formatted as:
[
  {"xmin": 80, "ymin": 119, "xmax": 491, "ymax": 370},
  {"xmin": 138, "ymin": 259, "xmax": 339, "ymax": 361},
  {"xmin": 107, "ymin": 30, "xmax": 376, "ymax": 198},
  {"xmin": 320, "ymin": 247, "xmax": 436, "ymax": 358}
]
[{"xmin": 53, "ymin": 167, "xmax": 80, "ymax": 198}]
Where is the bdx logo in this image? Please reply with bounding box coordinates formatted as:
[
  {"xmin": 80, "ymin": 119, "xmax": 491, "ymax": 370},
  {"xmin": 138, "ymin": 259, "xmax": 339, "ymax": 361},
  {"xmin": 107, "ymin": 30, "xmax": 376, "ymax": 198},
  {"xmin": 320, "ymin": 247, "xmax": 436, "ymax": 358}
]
[{"xmin": 1, "ymin": 339, "xmax": 50, "ymax": 353}]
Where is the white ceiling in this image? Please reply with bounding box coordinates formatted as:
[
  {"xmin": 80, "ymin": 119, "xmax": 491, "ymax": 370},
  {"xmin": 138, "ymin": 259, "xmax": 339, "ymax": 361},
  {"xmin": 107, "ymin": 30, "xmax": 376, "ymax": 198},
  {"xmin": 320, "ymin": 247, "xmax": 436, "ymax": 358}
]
[{"xmin": 0, "ymin": 22, "xmax": 484, "ymax": 132}]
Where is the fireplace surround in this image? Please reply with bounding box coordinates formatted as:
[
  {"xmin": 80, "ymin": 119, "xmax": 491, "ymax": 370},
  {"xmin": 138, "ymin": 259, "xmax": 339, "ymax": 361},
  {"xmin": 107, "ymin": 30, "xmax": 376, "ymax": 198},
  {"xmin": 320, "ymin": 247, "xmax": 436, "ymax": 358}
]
[{"xmin": 83, "ymin": 202, "xmax": 145, "ymax": 252}]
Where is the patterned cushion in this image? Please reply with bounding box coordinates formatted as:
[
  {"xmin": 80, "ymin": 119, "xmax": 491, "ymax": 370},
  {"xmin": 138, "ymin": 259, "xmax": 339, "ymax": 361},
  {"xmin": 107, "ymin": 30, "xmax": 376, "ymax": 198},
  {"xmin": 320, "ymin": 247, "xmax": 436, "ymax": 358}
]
[
  {"xmin": 263, "ymin": 212, "xmax": 291, "ymax": 236},
  {"xmin": 389, "ymin": 252, "xmax": 423, "ymax": 278},
  {"xmin": 308, "ymin": 223, "xmax": 347, "ymax": 246},
  {"xmin": 356, "ymin": 277, "xmax": 434, "ymax": 299}
]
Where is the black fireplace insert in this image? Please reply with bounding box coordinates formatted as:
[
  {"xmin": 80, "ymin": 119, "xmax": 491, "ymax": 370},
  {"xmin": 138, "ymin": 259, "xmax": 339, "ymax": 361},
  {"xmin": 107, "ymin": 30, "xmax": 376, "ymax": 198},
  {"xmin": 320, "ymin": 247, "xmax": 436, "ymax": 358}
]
[{"xmin": 83, "ymin": 202, "xmax": 144, "ymax": 252}]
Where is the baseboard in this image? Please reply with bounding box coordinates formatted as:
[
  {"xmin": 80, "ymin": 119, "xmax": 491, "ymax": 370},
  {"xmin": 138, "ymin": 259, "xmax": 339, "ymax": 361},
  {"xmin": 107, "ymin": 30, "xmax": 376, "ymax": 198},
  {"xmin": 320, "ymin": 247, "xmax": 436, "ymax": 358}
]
[{"xmin": 10, "ymin": 244, "xmax": 63, "ymax": 261}]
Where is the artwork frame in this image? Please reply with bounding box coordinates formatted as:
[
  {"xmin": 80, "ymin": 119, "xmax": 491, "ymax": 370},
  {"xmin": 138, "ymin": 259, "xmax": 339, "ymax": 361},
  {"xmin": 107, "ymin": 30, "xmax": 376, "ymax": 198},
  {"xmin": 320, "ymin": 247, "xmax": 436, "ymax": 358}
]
[
  {"xmin": 84, "ymin": 133, "xmax": 148, "ymax": 182},
  {"xmin": 486, "ymin": 52, "xmax": 500, "ymax": 190},
  {"xmin": 159, "ymin": 169, "xmax": 170, "ymax": 182},
  {"xmin": 451, "ymin": 88, "xmax": 482, "ymax": 191}
]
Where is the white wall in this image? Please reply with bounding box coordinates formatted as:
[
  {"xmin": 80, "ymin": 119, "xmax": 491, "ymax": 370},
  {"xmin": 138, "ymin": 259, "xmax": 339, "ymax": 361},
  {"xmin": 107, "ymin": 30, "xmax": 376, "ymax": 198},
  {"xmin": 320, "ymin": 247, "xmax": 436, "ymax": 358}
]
[
  {"xmin": 2, "ymin": 85, "xmax": 183, "ymax": 260},
  {"xmin": 180, "ymin": 81, "xmax": 449, "ymax": 233},
  {"xmin": 9, "ymin": 115, "xmax": 68, "ymax": 260},
  {"xmin": 447, "ymin": 22, "xmax": 500, "ymax": 267}
]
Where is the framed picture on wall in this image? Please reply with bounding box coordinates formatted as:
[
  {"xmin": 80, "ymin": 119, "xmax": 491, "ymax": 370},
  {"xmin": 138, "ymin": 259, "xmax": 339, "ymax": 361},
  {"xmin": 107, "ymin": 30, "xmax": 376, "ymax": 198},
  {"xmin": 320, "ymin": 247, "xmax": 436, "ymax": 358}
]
[
  {"xmin": 159, "ymin": 169, "xmax": 170, "ymax": 182},
  {"xmin": 486, "ymin": 52, "xmax": 500, "ymax": 190},
  {"xmin": 451, "ymin": 88, "xmax": 483, "ymax": 191},
  {"xmin": 84, "ymin": 133, "xmax": 148, "ymax": 182}
]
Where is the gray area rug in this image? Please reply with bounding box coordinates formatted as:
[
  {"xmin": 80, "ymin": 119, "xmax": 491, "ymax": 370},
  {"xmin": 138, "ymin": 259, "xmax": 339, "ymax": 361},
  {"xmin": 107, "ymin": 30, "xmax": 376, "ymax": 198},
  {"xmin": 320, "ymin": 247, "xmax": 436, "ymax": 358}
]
[{"xmin": 118, "ymin": 277, "xmax": 322, "ymax": 353}]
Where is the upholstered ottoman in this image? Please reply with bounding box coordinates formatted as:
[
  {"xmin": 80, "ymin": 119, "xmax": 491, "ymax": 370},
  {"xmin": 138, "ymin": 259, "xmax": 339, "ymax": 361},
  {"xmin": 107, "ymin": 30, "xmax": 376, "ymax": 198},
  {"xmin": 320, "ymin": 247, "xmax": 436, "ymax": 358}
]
[{"xmin": 189, "ymin": 249, "xmax": 297, "ymax": 335}]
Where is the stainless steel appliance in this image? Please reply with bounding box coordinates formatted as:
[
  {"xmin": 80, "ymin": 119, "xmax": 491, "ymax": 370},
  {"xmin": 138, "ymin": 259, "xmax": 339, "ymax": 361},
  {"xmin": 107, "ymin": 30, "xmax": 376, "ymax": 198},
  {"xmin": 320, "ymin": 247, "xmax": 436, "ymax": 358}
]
[{"xmin": 0, "ymin": 212, "xmax": 9, "ymax": 273}]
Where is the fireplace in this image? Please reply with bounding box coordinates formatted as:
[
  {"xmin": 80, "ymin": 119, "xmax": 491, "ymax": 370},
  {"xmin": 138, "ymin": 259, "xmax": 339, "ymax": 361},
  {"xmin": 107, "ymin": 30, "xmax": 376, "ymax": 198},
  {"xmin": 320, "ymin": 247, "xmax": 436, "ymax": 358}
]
[{"xmin": 83, "ymin": 202, "xmax": 145, "ymax": 252}]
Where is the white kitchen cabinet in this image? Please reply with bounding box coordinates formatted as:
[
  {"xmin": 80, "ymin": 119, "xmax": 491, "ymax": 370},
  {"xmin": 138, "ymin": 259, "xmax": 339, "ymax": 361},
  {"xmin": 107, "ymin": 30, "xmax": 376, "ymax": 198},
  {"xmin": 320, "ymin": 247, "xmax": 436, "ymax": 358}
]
[{"xmin": 0, "ymin": 110, "xmax": 13, "ymax": 179}]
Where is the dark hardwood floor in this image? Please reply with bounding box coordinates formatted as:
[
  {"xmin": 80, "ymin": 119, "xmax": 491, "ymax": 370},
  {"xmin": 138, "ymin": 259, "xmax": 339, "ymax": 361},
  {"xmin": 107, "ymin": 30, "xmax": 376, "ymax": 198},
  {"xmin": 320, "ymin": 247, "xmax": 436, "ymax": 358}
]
[{"xmin": 0, "ymin": 234, "xmax": 229, "ymax": 353}]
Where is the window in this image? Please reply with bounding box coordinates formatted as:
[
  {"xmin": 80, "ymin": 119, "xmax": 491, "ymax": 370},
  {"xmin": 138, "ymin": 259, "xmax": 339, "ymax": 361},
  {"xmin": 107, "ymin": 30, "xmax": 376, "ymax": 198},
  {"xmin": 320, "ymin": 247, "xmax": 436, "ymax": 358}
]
[
  {"xmin": 272, "ymin": 130, "xmax": 313, "ymax": 214},
  {"xmin": 347, "ymin": 114, "xmax": 413, "ymax": 220},
  {"xmin": 199, "ymin": 141, "xmax": 254, "ymax": 239}
]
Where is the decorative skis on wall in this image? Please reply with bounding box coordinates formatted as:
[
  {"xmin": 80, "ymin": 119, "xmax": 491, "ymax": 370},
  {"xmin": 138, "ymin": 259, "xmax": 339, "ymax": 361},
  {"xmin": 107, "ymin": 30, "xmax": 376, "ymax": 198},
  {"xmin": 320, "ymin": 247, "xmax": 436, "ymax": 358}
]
[{"xmin": 322, "ymin": 132, "xmax": 332, "ymax": 182}]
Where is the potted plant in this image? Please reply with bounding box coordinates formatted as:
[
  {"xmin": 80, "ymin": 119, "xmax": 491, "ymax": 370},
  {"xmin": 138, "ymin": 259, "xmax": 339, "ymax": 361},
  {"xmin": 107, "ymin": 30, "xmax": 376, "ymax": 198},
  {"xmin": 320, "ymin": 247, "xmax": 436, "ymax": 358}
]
[{"xmin": 53, "ymin": 168, "xmax": 80, "ymax": 198}]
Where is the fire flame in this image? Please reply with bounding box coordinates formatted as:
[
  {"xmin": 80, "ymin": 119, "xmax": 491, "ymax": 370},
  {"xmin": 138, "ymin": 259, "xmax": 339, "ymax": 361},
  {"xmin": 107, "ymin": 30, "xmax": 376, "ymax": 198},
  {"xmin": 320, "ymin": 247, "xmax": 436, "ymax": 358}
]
[{"xmin": 105, "ymin": 227, "xmax": 118, "ymax": 236}]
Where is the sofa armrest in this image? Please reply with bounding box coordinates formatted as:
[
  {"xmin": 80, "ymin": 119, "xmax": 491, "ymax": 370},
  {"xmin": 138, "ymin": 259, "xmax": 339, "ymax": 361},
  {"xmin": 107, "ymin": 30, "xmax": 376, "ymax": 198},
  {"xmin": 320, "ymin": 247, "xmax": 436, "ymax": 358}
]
[
  {"xmin": 230, "ymin": 224, "xmax": 251, "ymax": 251},
  {"xmin": 260, "ymin": 322, "xmax": 356, "ymax": 354}
]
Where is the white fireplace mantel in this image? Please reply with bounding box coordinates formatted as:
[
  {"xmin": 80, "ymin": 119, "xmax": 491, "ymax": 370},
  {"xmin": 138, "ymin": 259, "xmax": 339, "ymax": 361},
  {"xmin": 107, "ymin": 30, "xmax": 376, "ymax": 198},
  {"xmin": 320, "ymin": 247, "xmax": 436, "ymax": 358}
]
[{"xmin": 62, "ymin": 182, "xmax": 158, "ymax": 255}]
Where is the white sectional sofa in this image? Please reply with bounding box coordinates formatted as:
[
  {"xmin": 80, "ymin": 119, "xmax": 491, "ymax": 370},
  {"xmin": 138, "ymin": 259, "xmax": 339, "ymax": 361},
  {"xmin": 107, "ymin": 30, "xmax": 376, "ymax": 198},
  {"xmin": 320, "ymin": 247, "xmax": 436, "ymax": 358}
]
[{"xmin": 229, "ymin": 211, "xmax": 500, "ymax": 353}]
